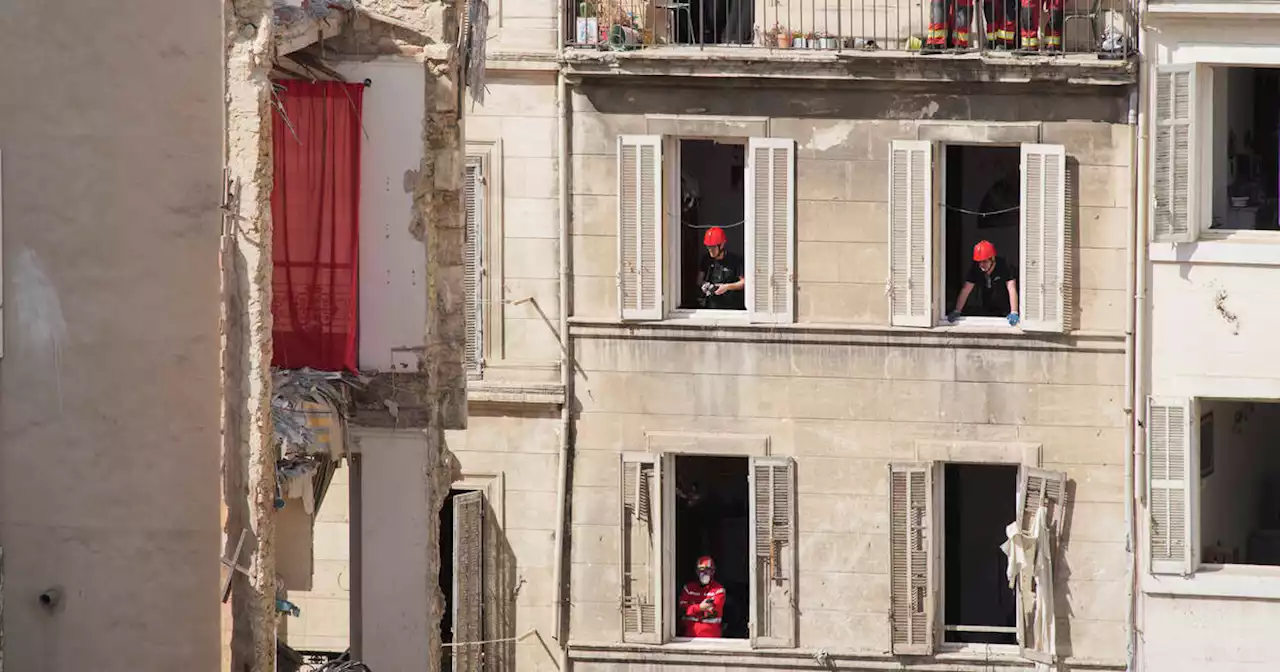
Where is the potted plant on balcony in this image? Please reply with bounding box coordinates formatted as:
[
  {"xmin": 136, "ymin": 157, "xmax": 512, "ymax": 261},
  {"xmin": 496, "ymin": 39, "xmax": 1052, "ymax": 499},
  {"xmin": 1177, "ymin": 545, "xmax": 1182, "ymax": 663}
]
[
  {"xmin": 817, "ymin": 31, "xmax": 839, "ymax": 49},
  {"xmin": 765, "ymin": 23, "xmax": 792, "ymax": 48},
  {"xmin": 792, "ymin": 30, "xmax": 807, "ymax": 48}
]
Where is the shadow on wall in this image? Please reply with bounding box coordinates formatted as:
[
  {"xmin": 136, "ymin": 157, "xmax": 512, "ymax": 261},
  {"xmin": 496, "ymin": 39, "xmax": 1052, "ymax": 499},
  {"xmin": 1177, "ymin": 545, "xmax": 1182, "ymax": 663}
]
[
  {"xmin": 576, "ymin": 81, "xmax": 1130, "ymax": 124},
  {"xmin": 1053, "ymin": 477, "xmax": 1078, "ymax": 660}
]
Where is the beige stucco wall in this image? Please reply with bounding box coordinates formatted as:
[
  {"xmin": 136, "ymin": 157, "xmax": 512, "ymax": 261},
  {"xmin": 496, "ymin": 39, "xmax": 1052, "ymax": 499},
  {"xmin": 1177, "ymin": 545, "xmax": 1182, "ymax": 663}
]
[
  {"xmin": 564, "ymin": 81, "xmax": 1132, "ymax": 670},
  {"xmin": 285, "ymin": 467, "xmax": 353, "ymax": 653},
  {"xmin": 0, "ymin": 1, "xmax": 222, "ymax": 669}
]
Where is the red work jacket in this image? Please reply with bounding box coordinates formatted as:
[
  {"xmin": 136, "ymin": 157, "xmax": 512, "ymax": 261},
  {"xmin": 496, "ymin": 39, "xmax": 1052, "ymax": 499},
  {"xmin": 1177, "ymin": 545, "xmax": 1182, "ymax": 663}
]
[{"xmin": 678, "ymin": 579, "xmax": 725, "ymax": 638}]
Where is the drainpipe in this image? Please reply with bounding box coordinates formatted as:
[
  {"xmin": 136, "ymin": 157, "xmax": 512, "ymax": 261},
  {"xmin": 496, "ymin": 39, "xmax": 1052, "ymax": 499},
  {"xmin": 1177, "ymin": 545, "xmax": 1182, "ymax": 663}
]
[
  {"xmin": 551, "ymin": 24, "xmax": 573, "ymax": 672},
  {"xmin": 1126, "ymin": 6, "xmax": 1150, "ymax": 669}
]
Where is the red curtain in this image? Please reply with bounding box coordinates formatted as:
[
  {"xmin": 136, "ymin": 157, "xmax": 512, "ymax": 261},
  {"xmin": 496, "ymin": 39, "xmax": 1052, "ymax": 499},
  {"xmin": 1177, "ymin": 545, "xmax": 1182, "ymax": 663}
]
[{"xmin": 270, "ymin": 80, "xmax": 363, "ymax": 372}]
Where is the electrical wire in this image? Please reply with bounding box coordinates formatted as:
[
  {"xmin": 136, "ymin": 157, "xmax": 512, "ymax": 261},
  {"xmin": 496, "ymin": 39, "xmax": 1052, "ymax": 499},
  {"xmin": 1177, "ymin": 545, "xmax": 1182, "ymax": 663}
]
[{"xmin": 678, "ymin": 204, "xmax": 1017, "ymax": 233}]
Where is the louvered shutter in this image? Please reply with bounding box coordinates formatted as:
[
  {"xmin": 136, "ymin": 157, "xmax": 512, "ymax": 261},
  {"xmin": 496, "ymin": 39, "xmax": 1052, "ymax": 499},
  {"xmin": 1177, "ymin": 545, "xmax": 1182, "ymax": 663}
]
[
  {"xmin": 463, "ymin": 158, "xmax": 485, "ymax": 378},
  {"xmin": 1015, "ymin": 467, "xmax": 1067, "ymax": 664},
  {"xmin": 748, "ymin": 456, "xmax": 796, "ymax": 648},
  {"xmin": 452, "ymin": 490, "xmax": 485, "ymax": 672},
  {"xmin": 746, "ymin": 138, "xmax": 796, "ymax": 324},
  {"xmin": 1148, "ymin": 397, "xmax": 1195, "ymax": 575},
  {"xmin": 1152, "ymin": 65, "xmax": 1196, "ymax": 243},
  {"xmin": 889, "ymin": 141, "xmax": 935, "ymax": 327},
  {"xmin": 620, "ymin": 452, "xmax": 662, "ymax": 642},
  {"xmin": 1019, "ymin": 144, "xmax": 1069, "ymax": 333},
  {"xmin": 889, "ymin": 463, "xmax": 934, "ymax": 655},
  {"xmin": 617, "ymin": 136, "xmax": 664, "ymax": 321}
]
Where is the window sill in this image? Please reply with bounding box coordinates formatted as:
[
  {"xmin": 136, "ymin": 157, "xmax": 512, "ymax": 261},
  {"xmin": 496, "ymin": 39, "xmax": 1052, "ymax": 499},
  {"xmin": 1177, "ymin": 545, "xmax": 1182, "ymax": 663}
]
[
  {"xmin": 933, "ymin": 315, "xmax": 1022, "ymax": 334},
  {"xmin": 1151, "ymin": 233, "xmax": 1280, "ymax": 267},
  {"xmin": 1144, "ymin": 563, "xmax": 1280, "ymax": 600},
  {"xmin": 466, "ymin": 379, "xmax": 565, "ymax": 406}
]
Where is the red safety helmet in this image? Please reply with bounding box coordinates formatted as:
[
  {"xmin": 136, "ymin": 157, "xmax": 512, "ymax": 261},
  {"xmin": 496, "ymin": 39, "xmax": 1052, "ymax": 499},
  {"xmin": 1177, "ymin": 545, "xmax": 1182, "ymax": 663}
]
[
  {"xmin": 973, "ymin": 240, "xmax": 996, "ymax": 262},
  {"xmin": 703, "ymin": 227, "xmax": 727, "ymax": 247},
  {"xmin": 696, "ymin": 556, "xmax": 716, "ymax": 572}
]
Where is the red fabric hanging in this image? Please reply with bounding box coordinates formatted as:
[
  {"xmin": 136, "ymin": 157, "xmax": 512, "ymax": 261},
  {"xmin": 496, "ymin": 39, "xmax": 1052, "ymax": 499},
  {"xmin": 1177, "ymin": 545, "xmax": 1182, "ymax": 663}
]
[{"xmin": 270, "ymin": 80, "xmax": 363, "ymax": 372}]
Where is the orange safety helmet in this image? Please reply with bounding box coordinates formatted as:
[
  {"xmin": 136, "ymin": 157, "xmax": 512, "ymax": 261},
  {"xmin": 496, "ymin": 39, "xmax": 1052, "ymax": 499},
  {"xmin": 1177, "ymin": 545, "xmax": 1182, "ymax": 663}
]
[
  {"xmin": 696, "ymin": 556, "xmax": 716, "ymax": 573},
  {"xmin": 703, "ymin": 227, "xmax": 727, "ymax": 247},
  {"xmin": 973, "ymin": 240, "xmax": 996, "ymax": 262}
]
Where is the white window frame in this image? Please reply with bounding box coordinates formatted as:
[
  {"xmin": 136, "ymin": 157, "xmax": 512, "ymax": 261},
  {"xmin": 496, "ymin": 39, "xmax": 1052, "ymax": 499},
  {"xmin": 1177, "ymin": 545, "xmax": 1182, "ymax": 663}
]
[
  {"xmin": 618, "ymin": 134, "xmax": 796, "ymax": 325},
  {"xmin": 663, "ymin": 136, "xmax": 751, "ymax": 323},
  {"xmin": 935, "ymin": 462, "xmax": 1022, "ymax": 651},
  {"xmin": 889, "ymin": 443, "xmax": 1059, "ymax": 662},
  {"xmin": 888, "ymin": 139, "xmax": 1070, "ymax": 334},
  {"xmin": 619, "ymin": 452, "xmax": 797, "ymax": 650},
  {"xmin": 464, "ymin": 141, "xmax": 504, "ymax": 371},
  {"xmin": 1196, "ymin": 64, "xmax": 1280, "ymax": 241},
  {"xmin": 1144, "ymin": 395, "xmax": 1280, "ymax": 599}
]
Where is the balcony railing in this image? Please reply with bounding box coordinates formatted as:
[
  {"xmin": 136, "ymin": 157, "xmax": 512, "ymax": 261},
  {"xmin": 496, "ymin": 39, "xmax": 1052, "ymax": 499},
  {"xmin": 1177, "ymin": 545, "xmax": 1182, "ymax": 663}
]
[{"xmin": 568, "ymin": 0, "xmax": 1135, "ymax": 56}]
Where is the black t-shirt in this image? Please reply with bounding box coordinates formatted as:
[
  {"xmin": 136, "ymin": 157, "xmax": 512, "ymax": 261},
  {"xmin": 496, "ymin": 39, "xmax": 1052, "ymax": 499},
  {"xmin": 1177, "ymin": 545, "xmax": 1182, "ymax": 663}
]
[
  {"xmin": 963, "ymin": 256, "xmax": 1018, "ymax": 317},
  {"xmin": 698, "ymin": 252, "xmax": 745, "ymax": 310}
]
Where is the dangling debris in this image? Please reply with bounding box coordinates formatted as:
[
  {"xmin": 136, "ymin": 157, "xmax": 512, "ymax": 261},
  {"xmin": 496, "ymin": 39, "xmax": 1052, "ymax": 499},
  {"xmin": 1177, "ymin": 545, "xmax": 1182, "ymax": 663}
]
[{"xmin": 272, "ymin": 368, "xmax": 365, "ymax": 515}]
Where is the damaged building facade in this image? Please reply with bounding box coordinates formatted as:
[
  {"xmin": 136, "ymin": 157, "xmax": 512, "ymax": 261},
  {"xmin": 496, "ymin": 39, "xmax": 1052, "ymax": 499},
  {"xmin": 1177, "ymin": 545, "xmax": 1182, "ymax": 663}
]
[
  {"xmin": 559, "ymin": 7, "xmax": 1140, "ymax": 672},
  {"xmin": 1135, "ymin": 2, "xmax": 1280, "ymax": 670}
]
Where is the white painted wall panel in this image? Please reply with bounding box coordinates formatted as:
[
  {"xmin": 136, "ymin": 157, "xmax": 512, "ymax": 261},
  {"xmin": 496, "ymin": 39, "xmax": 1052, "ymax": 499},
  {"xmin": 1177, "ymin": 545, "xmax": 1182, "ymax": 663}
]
[{"xmin": 336, "ymin": 60, "xmax": 428, "ymax": 372}]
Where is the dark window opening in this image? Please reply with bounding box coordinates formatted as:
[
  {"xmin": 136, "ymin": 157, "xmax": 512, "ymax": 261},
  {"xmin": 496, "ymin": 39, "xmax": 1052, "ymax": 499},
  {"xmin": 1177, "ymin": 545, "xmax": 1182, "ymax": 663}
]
[
  {"xmin": 671, "ymin": 0, "xmax": 754, "ymax": 45},
  {"xmin": 943, "ymin": 463, "xmax": 1018, "ymax": 646},
  {"xmin": 438, "ymin": 489, "xmax": 462, "ymax": 668},
  {"xmin": 944, "ymin": 145, "xmax": 1021, "ymax": 320},
  {"xmin": 673, "ymin": 455, "xmax": 750, "ymax": 639},
  {"xmin": 678, "ymin": 139, "xmax": 747, "ymax": 311},
  {"xmin": 1210, "ymin": 67, "xmax": 1280, "ymax": 231},
  {"xmin": 1199, "ymin": 400, "xmax": 1280, "ymax": 566}
]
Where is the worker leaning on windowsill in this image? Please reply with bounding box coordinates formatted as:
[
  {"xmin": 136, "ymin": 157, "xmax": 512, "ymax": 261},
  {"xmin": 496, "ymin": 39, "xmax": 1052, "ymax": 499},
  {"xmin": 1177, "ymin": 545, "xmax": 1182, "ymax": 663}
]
[{"xmin": 948, "ymin": 240, "xmax": 1021, "ymax": 327}]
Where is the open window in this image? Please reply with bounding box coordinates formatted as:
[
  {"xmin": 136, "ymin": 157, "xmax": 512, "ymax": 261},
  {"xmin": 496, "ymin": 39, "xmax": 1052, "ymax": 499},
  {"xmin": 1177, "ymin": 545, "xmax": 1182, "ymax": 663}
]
[
  {"xmin": 1148, "ymin": 397, "xmax": 1280, "ymax": 573},
  {"xmin": 616, "ymin": 135, "xmax": 794, "ymax": 324},
  {"xmin": 440, "ymin": 489, "xmax": 485, "ymax": 672},
  {"xmin": 1208, "ymin": 67, "xmax": 1280, "ymax": 233},
  {"xmin": 618, "ymin": 452, "xmax": 795, "ymax": 648},
  {"xmin": 888, "ymin": 140, "xmax": 1068, "ymax": 333},
  {"xmin": 889, "ymin": 461, "xmax": 1066, "ymax": 663}
]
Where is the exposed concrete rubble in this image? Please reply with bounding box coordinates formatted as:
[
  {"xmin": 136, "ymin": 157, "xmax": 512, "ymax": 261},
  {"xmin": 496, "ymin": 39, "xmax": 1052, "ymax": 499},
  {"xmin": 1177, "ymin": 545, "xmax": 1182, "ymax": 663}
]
[
  {"xmin": 222, "ymin": 1, "xmax": 280, "ymax": 670},
  {"xmin": 272, "ymin": 368, "xmax": 358, "ymax": 514},
  {"xmin": 223, "ymin": 0, "xmax": 465, "ymax": 668}
]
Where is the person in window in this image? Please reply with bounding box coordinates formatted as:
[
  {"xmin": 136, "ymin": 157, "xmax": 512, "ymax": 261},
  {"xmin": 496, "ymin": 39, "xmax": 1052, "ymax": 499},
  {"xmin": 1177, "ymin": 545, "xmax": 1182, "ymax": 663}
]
[
  {"xmin": 948, "ymin": 240, "xmax": 1020, "ymax": 326},
  {"xmin": 697, "ymin": 227, "xmax": 745, "ymax": 310},
  {"xmin": 678, "ymin": 556, "xmax": 726, "ymax": 638}
]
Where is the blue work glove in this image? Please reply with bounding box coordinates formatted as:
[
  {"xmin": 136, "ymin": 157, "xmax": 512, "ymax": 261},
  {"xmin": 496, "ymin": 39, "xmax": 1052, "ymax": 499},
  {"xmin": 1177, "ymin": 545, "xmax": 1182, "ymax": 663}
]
[
  {"xmin": 947, "ymin": 311, "xmax": 961, "ymax": 324},
  {"xmin": 1007, "ymin": 312, "xmax": 1021, "ymax": 327}
]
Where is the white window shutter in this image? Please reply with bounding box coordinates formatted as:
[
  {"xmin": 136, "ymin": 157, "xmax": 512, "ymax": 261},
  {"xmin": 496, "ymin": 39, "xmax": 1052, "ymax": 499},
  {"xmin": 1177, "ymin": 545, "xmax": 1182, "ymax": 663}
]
[
  {"xmin": 1147, "ymin": 397, "xmax": 1195, "ymax": 575},
  {"xmin": 1015, "ymin": 467, "xmax": 1067, "ymax": 664},
  {"xmin": 1019, "ymin": 143, "xmax": 1068, "ymax": 333},
  {"xmin": 746, "ymin": 138, "xmax": 796, "ymax": 325},
  {"xmin": 748, "ymin": 456, "xmax": 796, "ymax": 648},
  {"xmin": 463, "ymin": 158, "xmax": 485, "ymax": 378},
  {"xmin": 620, "ymin": 452, "xmax": 662, "ymax": 642},
  {"xmin": 1152, "ymin": 65, "xmax": 1196, "ymax": 244},
  {"xmin": 617, "ymin": 136, "xmax": 664, "ymax": 321},
  {"xmin": 889, "ymin": 462, "xmax": 934, "ymax": 655},
  {"xmin": 889, "ymin": 141, "xmax": 934, "ymax": 327},
  {"xmin": 452, "ymin": 490, "xmax": 485, "ymax": 671}
]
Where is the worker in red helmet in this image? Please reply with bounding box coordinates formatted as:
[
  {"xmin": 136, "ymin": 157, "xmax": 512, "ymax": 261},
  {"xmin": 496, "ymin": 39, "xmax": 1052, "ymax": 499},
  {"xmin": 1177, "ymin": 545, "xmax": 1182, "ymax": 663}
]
[
  {"xmin": 949, "ymin": 240, "xmax": 1020, "ymax": 326},
  {"xmin": 678, "ymin": 556, "xmax": 726, "ymax": 638},
  {"xmin": 697, "ymin": 227, "xmax": 745, "ymax": 310}
]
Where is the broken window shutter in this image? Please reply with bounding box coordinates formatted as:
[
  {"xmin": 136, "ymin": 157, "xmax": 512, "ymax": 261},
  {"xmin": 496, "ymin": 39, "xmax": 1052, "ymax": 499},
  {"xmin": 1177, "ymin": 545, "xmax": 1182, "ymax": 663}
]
[
  {"xmin": 1019, "ymin": 144, "xmax": 1069, "ymax": 333},
  {"xmin": 1152, "ymin": 65, "xmax": 1196, "ymax": 244},
  {"xmin": 617, "ymin": 136, "xmax": 664, "ymax": 321},
  {"xmin": 1015, "ymin": 466, "xmax": 1068, "ymax": 664},
  {"xmin": 748, "ymin": 456, "xmax": 796, "ymax": 648},
  {"xmin": 619, "ymin": 452, "xmax": 661, "ymax": 642},
  {"xmin": 463, "ymin": 158, "xmax": 485, "ymax": 378},
  {"xmin": 888, "ymin": 141, "xmax": 934, "ymax": 328},
  {"xmin": 745, "ymin": 138, "xmax": 796, "ymax": 325},
  {"xmin": 452, "ymin": 490, "xmax": 485, "ymax": 672},
  {"xmin": 1147, "ymin": 396, "xmax": 1195, "ymax": 575},
  {"xmin": 888, "ymin": 462, "xmax": 934, "ymax": 655}
]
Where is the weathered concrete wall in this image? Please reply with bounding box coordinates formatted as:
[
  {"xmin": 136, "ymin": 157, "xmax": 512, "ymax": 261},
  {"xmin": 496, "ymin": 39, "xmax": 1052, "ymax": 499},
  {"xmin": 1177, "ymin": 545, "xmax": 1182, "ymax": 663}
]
[
  {"xmin": 563, "ymin": 80, "xmax": 1132, "ymax": 669},
  {"xmin": 570, "ymin": 81, "xmax": 1131, "ymax": 331},
  {"xmin": 0, "ymin": 1, "xmax": 223, "ymax": 669},
  {"xmin": 466, "ymin": 71, "xmax": 565, "ymax": 378},
  {"xmin": 445, "ymin": 407, "xmax": 565, "ymax": 671}
]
